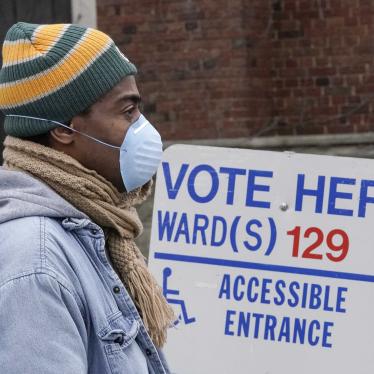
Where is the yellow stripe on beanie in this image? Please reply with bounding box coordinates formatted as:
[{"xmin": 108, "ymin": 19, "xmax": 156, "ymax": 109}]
[
  {"xmin": 0, "ymin": 28, "xmax": 112, "ymax": 108},
  {"xmin": 2, "ymin": 40, "xmax": 40, "ymax": 67},
  {"xmin": 2, "ymin": 24, "xmax": 67, "ymax": 67},
  {"xmin": 31, "ymin": 24, "xmax": 68, "ymax": 54}
]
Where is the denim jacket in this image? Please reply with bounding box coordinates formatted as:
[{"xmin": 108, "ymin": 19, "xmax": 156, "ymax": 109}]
[{"xmin": 0, "ymin": 167, "xmax": 171, "ymax": 374}]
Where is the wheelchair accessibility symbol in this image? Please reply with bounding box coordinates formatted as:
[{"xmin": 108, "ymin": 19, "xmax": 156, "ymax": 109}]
[{"xmin": 162, "ymin": 267, "xmax": 196, "ymax": 325}]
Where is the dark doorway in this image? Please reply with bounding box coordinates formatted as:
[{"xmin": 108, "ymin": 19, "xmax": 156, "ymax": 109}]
[{"xmin": 0, "ymin": 0, "xmax": 72, "ymax": 163}]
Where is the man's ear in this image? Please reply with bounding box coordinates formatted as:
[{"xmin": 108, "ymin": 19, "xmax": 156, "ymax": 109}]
[{"xmin": 49, "ymin": 124, "xmax": 75, "ymax": 145}]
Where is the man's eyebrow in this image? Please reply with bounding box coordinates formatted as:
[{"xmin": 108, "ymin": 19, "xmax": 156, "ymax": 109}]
[{"xmin": 115, "ymin": 94, "xmax": 142, "ymax": 105}]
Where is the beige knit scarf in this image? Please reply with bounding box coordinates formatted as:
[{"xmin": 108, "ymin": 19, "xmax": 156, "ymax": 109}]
[{"xmin": 2, "ymin": 135, "xmax": 175, "ymax": 348}]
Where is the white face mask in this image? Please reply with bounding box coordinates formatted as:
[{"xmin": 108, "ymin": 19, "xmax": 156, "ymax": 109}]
[{"xmin": 6, "ymin": 114, "xmax": 163, "ymax": 192}]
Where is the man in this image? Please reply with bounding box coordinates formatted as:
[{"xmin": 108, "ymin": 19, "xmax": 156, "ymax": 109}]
[{"xmin": 0, "ymin": 22, "xmax": 175, "ymax": 373}]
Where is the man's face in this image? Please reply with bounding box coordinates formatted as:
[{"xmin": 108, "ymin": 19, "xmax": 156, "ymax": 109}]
[{"xmin": 53, "ymin": 75, "xmax": 142, "ymax": 192}]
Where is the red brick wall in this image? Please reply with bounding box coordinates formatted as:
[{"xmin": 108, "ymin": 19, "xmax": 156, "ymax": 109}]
[
  {"xmin": 271, "ymin": 0, "xmax": 374, "ymax": 135},
  {"xmin": 97, "ymin": 0, "xmax": 374, "ymax": 139}
]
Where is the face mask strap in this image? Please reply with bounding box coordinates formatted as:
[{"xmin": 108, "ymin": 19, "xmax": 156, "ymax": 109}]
[{"xmin": 6, "ymin": 114, "xmax": 120, "ymax": 150}]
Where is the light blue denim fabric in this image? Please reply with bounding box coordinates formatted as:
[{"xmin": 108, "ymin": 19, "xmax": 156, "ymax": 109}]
[{"xmin": 0, "ymin": 167, "xmax": 172, "ymax": 374}]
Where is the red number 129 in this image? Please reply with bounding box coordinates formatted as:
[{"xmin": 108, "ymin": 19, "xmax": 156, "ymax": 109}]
[{"xmin": 286, "ymin": 226, "xmax": 349, "ymax": 262}]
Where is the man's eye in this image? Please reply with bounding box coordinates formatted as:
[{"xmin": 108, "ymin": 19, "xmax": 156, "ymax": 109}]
[
  {"xmin": 123, "ymin": 106, "xmax": 135, "ymax": 115},
  {"xmin": 124, "ymin": 101, "xmax": 142, "ymax": 115}
]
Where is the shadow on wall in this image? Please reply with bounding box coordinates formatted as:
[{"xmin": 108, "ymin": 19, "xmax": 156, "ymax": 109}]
[{"xmin": 135, "ymin": 186, "xmax": 155, "ymax": 259}]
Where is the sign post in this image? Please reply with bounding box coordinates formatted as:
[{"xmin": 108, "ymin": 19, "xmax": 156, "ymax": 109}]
[{"xmin": 149, "ymin": 144, "xmax": 374, "ymax": 374}]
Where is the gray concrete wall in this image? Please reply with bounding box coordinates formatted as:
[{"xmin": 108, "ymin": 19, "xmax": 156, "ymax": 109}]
[{"xmin": 71, "ymin": 0, "xmax": 97, "ymax": 27}]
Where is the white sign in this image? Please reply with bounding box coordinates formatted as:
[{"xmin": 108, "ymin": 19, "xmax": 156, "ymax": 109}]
[{"xmin": 148, "ymin": 144, "xmax": 374, "ymax": 374}]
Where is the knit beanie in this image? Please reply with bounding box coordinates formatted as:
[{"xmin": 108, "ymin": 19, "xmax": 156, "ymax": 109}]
[{"xmin": 0, "ymin": 22, "xmax": 137, "ymax": 137}]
